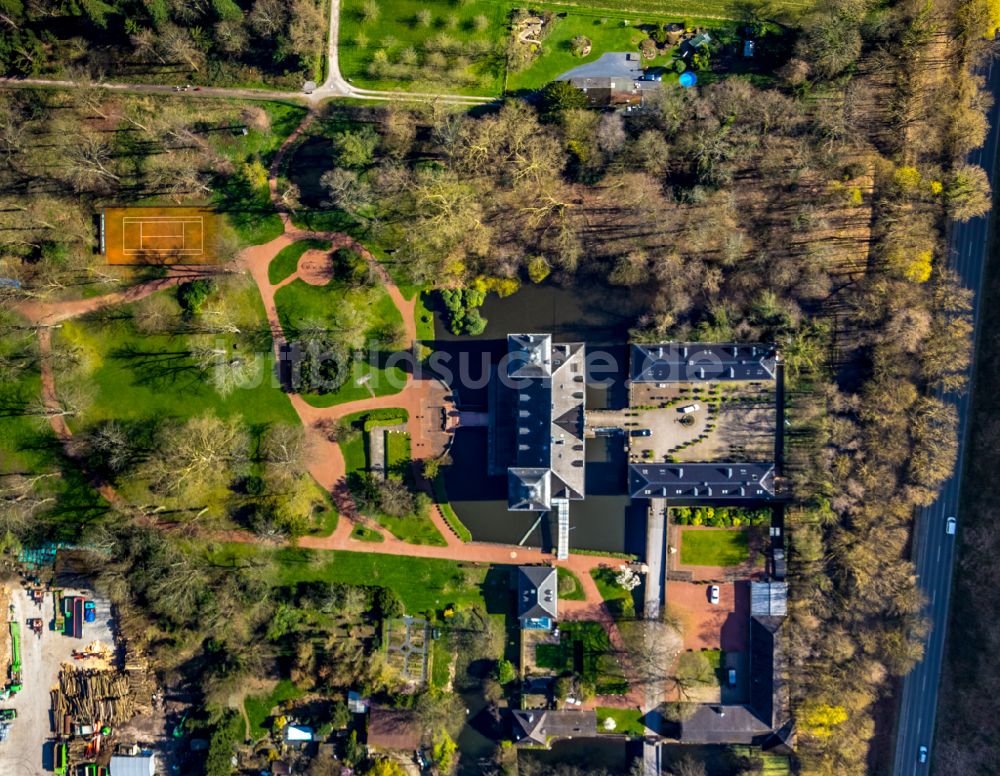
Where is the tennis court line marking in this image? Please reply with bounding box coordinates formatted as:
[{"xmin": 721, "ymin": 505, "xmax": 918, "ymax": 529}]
[{"xmin": 122, "ymin": 215, "xmax": 205, "ymax": 255}]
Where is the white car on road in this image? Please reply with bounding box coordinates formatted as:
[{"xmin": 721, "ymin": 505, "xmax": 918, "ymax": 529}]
[
  {"xmin": 708, "ymin": 585, "xmax": 720, "ymax": 605},
  {"xmin": 945, "ymin": 516, "xmax": 957, "ymax": 535}
]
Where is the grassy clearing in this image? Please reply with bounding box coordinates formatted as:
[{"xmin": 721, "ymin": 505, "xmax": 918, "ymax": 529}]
[
  {"xmin": 244, "ymin": 679, "xmax": 305, "ymax": 739},
  {"xmin": 0, "ymin": 373, "xmax": 110, "ymax": 536},
  {"xmin": 208, "ymin": 101, "xmax": 307, "ymax": 246},
  {"xmin": 59, "ymin": 284, "xmax": 297, "ymax": 430},
  {"xmin": 339, "ymin": 0, "xmax": 507, "ymax": 96},
  {"xmin": 205, "ymin": 544, "xmax": 490, "ymax": 613},
  {"xmin": 557, "ymin": 567, "xmax": 586, "ymax": 600},
  {"xmin": 535, "ymin": 620, "xmax": 628, "ymax": 695},
  {"xmin": 269, "ymin": 239, "xmax": 333, "ymax": 285},
  {"xmin": 679, "ymin": 528, "xmax": 749, "ymax": 566},
  {"xmin": 596, "ymin": 706, "xmax": 645, "ymax": 736},
  {"xmin": 377, "ymin": 506, "xmax": 447, "ymax": 546}
]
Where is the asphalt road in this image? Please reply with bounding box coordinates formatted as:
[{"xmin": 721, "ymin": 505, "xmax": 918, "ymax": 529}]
[{"xmin": 891, "ymin": 58, "xmax": 1000, "ymax": 776}]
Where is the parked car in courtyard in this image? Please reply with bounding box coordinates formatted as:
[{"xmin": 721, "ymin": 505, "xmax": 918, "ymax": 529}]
[
  {"xmin": 708, "ymin": 585, "xmax": 720, "ymax": 605},
  {"xmin": 630, "ymin": 428, "xmax": 652, "ymax": 437},
  {"xmin": 678, "ymin": 404, "xmax": 700, "ymax": 414}
]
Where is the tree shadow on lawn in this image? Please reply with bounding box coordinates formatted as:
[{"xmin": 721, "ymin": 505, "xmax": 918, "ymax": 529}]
[{"xmin": 109, "ymin": 344, "xmax": 209, "ymax": 393}]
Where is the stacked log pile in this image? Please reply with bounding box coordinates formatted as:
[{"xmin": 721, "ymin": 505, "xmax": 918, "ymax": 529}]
[{"xmin": 52, "ymin": 669, "xmax": 135, "ymax": 725}]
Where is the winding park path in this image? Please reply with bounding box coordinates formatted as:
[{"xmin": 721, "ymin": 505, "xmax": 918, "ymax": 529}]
[{"xmin": 10, "ymin": 112, "xmax": 650, "ymax": 711}]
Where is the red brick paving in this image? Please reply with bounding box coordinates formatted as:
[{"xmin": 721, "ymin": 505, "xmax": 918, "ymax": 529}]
[{"xmin": 666, "ymin": 579, "xmax": 750, "ymax": 652}]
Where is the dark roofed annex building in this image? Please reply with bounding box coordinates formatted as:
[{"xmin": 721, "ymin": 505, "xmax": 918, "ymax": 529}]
[
  {"xmin": 630, "ymin": 342, "xmax": 778, "ymax": 383},
  {"xmin": 516, "ymin": 566, "xmax": 558, "ymax": 630}
]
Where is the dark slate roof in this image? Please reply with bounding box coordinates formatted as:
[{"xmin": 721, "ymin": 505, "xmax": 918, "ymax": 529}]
[
  {"xmin": 680, "ymin": 611, "xmax": 791, "ymax": 746},
  {"xmin": 505, "ymin": 334, "xmax": 586, "ymax": 511},
  {"xmin": 679, "ymin": 705, "xmax": 772, "ymax": 744},
  {"xmin": 631, "ymin": 343, "xmax": 777, "ymax": 383},
  {"xmin": 517, "ymin": 566, "xmax": 558, "ymax": 622},
  {"xmin": 750, "ymin": 615, "xmax": 787, "ymax": 731},
  {"xmin": 512, "ymin": 709, "xmax": 596, "ymax": 745},
  {"xmin": 629, "ymin": 463, "xmax": 775, "ymax": 499}
]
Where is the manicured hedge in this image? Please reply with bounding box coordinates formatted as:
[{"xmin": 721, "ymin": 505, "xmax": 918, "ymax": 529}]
[{"xmin": 671, "ymin": 506, "xmax": 770, "ymax": 527}]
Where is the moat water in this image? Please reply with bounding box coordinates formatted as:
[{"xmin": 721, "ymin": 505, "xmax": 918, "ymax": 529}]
[{"xmin": 432, "ymin": 279, "xmax": 650, "ymax": 555}]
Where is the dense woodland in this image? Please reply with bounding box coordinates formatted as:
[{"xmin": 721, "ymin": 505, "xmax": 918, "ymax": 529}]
[
  {"xmin": 0, "ymin": 0, "xmax": 998, "ymax": 773},
  {"xmin": 0, "ymin": 0, "xmax": 325, "ymax": 87}
]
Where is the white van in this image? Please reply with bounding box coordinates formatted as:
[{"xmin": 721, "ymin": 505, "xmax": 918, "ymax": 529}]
[{"xmin": 679, "ymin": 403, "xmax": 700, "ymax": 414}]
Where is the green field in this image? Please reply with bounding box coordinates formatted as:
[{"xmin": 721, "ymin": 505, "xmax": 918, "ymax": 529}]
[
  {"xmin": 205, "ymin": 544, "xmax": 492, "ymax": 613},
  {"xmin": 338, "ymin": 0, "xmax": 813, "ymax": 95},
  {"xmin": 339, "ymin": 0, "xmax": 508, "ymax": 95},
  {"xmin": 430, "ymin": 637, "xmax": 453, "ymax": 688},
  {"xmin": 679, "ymin": 529, "xmax": 749, "ymax": 566},
  {"xmin": 58, "ymin": 284, "xmax": 297, "ymax": 429}
]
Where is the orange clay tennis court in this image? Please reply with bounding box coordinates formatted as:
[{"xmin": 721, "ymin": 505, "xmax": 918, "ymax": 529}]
[{"xmin": 101, "ymin": 206, "xmax": 218, "ymax": 265}]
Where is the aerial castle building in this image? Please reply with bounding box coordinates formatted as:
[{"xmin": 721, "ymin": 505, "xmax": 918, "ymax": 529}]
[{"xmin": 487, "ymin": 334, "xmax": 585, "ymax": 560}]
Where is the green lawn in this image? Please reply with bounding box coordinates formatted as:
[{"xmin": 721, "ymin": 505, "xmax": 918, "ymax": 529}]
[
  {"xmin": 385, "ymin": 429, "xmax": 410, "ymax": 472},
  {"xmin": 339, "ymin": 417, "xmax": 446, "ymax": 546},
  {"xmin": 377, "ymin": 506, "xmax": 447, "ymax": 546},
  {"xmin": 269, "ymin": 239, "xmax": 333, "ymax": 285},
  {"xmin": 273, "ymin": 267, "xmax": 407, "ymax": 408},
  {"xmin": 351, "ymin": 524, "xmax": 385, "ymax": 542},
  {"xmin": 205, "ymin": 544, "xmax": 491, "ymax": 613},
  {"xmin": 244, "ymin": 679, "xmax": 305, "ymax": 740},
  {"xmin": 676, "ymin": 648, "xmax": 724, "ymax": 686},
  {"xmin": 535, "ymin": 621, "xmax": 628, "ymax": 695},
  {"xmin": 58, "ymin": 283, "xmax": 297, "ymax": 429},
  {"xmin": 0, "ymin": 373, "xmax": 110, "ymax": 537},
  {"xmin": 557, "ymin": 567, "xmax": 586, "ymax": 601},
  {"xmin": 430, "ymin": 637, "xmax": 453, "ymax": 688},
  {"xmin": 415, "ymin": 292, "xmax": 436, "ymax": 341},
  {"xmin": 339, "ymin": 0, "xmax": 507, "ymax": 96},
  {"xmin": 596, "ymin": 707, "xmax": 645, "ymax": 736},
  {"xmin": 590, "ymin": 566, "xmax": 638, "ymax": 619},
  {"xmin": 303, "ymin": 476, "xmax": 339, "ymax": 536},
  {"xmin": 679, "ymin": 529, "xmax": 749, "ymax": 567}
]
